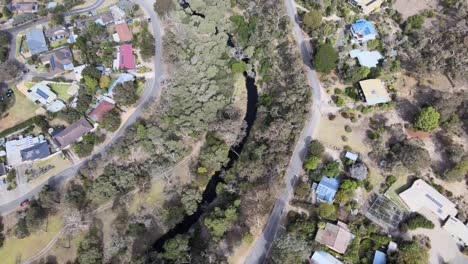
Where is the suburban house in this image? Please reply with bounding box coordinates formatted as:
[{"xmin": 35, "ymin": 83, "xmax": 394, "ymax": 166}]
[
  {"xmin": 45, "ymin": 25, "xmax": 70, "ymax": 42},
  {"xmin": 89, "ymin": 99, "xmax": 115, "ymax": 122},
  {"xmin": 373, "ymin": 250, "xmax": 386, "ymax": 264},
  {"xmin": 315, "ymin": 221, "xmax": 354, "ymax": 254},
  {"xmin": 349, "ymin": 49, "xmax": 383, "ymax": 68},
  {"xmin": 25, "ymin": 29, "xmax": 48, "ymax": 55},
  {"xmin": 108, "ymin": 73, "xmax": 134, "ymax": 96},
  {"xmin": 399, "ymin": 179, "xmax": 458, "ymax": 220},
  {"xmin": 348, "ymin": 0, "xmax": 383, "ymax": 14},
  {"xmin": 5, "ymin": 135, "xmax": 50, "ymax": 166},
  {"xmin": 40, "ymin": 46, "xmax": 74, "ymax": 75},
  {"xmin": 358, "ymin": 79, "xmax": 391, "ymax": 106},
  {"xmin": 118, "ymin": 44, "xmax": 136, "ymax": 70},
  {"xmin": 442, "ymin": 216, "xmax": 468, "ymax": 245},
  {"xmin": 114, "ymin": 23, "xmax": 133, "ymax": 42},
  {"xmin": 110, "ymin": 5, "xmax": 126, "ymax": 24},
  {"xmin": 26, "ymin": 82, "xmax": 66, "ymax": 112},
  {"xmin": 310, "ymin": 251, "xmax": 343, "ymax": 264},
  {"xmin": 350, "ymin": 19, "xmax": 377, "ymax": 43},
  {"xmin": 316, "ymin": 177, "xmax": 340, "ymax": 203},
  {"xmin": 53, "ymin": 118, "xmax": 94, "ymax": 149},
  {"xmin": 9, "ymin": 1, "xmax": 38, "ymax": 13},
  {"xmin": 75, "ymin": 12, "xmax": 114, "ymax": 31}
]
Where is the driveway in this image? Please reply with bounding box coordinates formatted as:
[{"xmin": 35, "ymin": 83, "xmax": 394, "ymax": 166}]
[
  {"xmin": 411, "ymin": 208, "xmax": 468, "ymax": 264},
  {"xmin": 244, "ymin": 0, "xmax": 328, "ymax": 263},
  {"xmin": 0, "ymin": 0, "xmax": 163, "ymax": 215}
]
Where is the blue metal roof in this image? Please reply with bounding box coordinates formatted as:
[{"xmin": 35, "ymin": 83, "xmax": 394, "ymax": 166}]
[
  {"xmin": 20, "ymin": 142, "xmax": 50, "ymax": 161},
  {"xmin": 351, "ymin": 19, "xmax": 376, "ymax": 37},
  {"xmin": 316, "ymin": 177, "xmax": 340, "ymax": 202},
  {"xmin": 26, "ymin": 29, "xmax": 48, "ymax": 55},
  {"xmin": 373, "ymin": 251, "xmax": 386, "ymax": 264}
]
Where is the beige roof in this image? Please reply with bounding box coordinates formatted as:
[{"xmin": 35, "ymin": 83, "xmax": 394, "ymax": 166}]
[
  {"xmin": 53, "ymin": 119, "xmax": 93, "ymax": 148},
  {"xmin": 315, "ymin": 222, "xmax": 353, "ymax": 254},
  {"xmin": 352, "ymin": 0, "xmax": 383, "ymax": 14},
  {"xmin": 443, "ymin": 216, "xmax": 468, "ymax": 245},
  {"xmin": 399, "ymin": 179, "xmax": 458, "ymax": 220},
  {"xmin": 359, "ymin": 79, "xmax": 391, "ymax": 105}
]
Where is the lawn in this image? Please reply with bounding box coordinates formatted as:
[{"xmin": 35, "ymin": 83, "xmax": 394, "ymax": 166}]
[
  {"xmin": 50, "ymin": 39, "xmax": 68, "ymax": 49},
  {"xmin": 128, "ymin": 180, "xmax": 165, "ymax": 214},
  {"xmin": 48, "ymin": 83, "xmax": 76, "ymax": 101},
  {"xmin": 0, "ymin": 214, "xmax": 63, "ymax": 263},
  {"xmin": 0, "ymin": 86, "xmax": 40, "ymax": 133},
  {"xmin": 384, "ymin": 166, "xmax": 409, "ymax": 207},
  {"xmin": 24, "ymin": 80, "xmax": 36, "ymax": 89},
  {"xmin": 136, "ymin": 80, "xmax": 145, "ymax": 97},
  {"xmin": 31, "ymin": 154, "xmax": 72, "ymax": 183}
]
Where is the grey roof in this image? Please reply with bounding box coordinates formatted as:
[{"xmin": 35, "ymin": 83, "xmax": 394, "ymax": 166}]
[
  {"xmin": 44, "ymin": 25, "xmax": 69, "ymax": 39},
  {"xmin": 0, "ymin": 163, "xmax": 6, "ymax": 177},
  {"xmin": 40, "ymin": 46, "xmax": 74, "ymax": 74},
  {"xmin": 20, "ymin": 141, "xmax": 50, "ymax": 161},
  {"xmin": 53, "ymin": 118, "xmax": 93, "ymax": 148},
  {"xmin": 350, "ymin": 163, "xmax": 368, "ymax": 181},
  {"xmin": 26, "ymin": 29, "xmax": 48, "ymax": 55}
]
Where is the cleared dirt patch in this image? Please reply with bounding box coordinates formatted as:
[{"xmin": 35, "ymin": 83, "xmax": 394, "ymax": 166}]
[{"xmin": 394, "ymin": 0, "xmax": 439, "ymax": 19}]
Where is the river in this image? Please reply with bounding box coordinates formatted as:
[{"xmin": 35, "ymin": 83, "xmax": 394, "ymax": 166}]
[{"xmin": 152, "ymin": 53, "xmax": 258, "ymax": 251}]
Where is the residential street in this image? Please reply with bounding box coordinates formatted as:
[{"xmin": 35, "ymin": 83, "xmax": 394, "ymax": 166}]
[
  {"xmin": 0, "ymin": 0, "xmax": 163, "ymax": 215},
  {"xmin": 244, "ymin": 0, "xmax": 327, "ymax": 263}
]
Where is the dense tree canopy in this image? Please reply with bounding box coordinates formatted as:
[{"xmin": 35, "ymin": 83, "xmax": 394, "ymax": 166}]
[
  {"xmin": 414, "ymin": 106, "xmax": 440, "ymax": 132},
  {"xmin": 313, "ymin": 43, "xmax": 338, "ymax": 74}
]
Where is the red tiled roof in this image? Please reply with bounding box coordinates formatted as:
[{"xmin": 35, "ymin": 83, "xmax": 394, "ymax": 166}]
[
  {"xmin": 119, "ymin": 44, "xmax": 135, "ymax": 69},
  {"xmin": 115, "ymin": 23, "xmax": 133, "ymax": 42},
  {"xmin": 89, "ymin": 100, "xmax": 114, "ymax": 122}
]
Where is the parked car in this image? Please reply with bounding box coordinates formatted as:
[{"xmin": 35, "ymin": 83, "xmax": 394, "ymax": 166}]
[
  {"xmin": 20, "ymin": 199, "xmax": 29, "ymax": 207},
  {"xmin": 147, "ymin": 18, "xmax": 151, "ymax": 22}
]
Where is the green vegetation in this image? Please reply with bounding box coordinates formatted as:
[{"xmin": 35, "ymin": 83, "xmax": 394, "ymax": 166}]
[
  {"xmin": 402, "ymin": 213, "xmax": 435, "ymax": 230},
  {"xmin": 444, "ymin": 156, "xmax": 468, "ymax": 182},
  {"xmin": 413, "ymin": 106, "xmax": 440, "ymax": 132},
  {"xmin": 101, "ymin": 109, "xmax": 121, "ymax": 132},
  {"xmin": 76, "ymin": 226, "xmax": 103, "ymax": 264},
  {"xmin": 316, "ymin": 203, "xmax": 336, "ymax": 220},
  {"xmin": 303, "ymin": 10, "xmax": 322, "ymax": 30},
  {"xmin": 313, "ymin": 43, "xmax": 338, "ymax": 74}
]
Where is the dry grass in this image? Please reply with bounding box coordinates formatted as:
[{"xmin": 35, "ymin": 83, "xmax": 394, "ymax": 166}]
[
  {"xmin": 128, "ymin": 180, "xmax": 165, "ymax": 214},
  {"xmin": 31, "ymin": 154, "xmax": 73, "ymax": 183},
  {"xmin": 0, "ymin": 86, "xmax": 40, "ymax": 133},
  {"xmin": 393, "ymin": 0, "xmax": 439, "ymax": 19},
  {"xmin": 42, "ymin": 231, "xmax": 85, "ymax": 264},
  {"xmin": 0, "ymin": 215, "xmax": 63, "ymax": 264}
]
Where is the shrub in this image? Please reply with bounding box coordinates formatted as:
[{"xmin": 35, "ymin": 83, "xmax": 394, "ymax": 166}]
[
  {"xmin": 367, "ymin": 130, "xmax": 379, "ymax": 140},
  {"xmin": 404, "ymin": 213, "xmax": 435, "ymax": 230},
  {"xmin": 414, "ymin": 106, "xmax": 440, "ymax": 132},
  {"xmin": 334, "ymin": 88, "xmax": 342, "ymax": 94},
  {"xmin": 313, "ymin": 43, "xmax": 338, "ymax": 74},
  {"xmin": 345, "ymin": 125, "xmax": 352, "ymax": 133},
  {"xmin": 309, "ymin": 140, "xmax": 325, "ymax": 157},
  {"xmin": 303, "ymin": 9, "xmax": 322, "ymax": 30}
]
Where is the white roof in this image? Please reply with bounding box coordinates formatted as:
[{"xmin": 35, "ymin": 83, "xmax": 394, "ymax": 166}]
[
  {"xmin": 73, "ymin": 65, "xmax": 86, "ymax": 81},
  {"xmin": 113, "ymin": 33, "xmax": 120, "ymax": 42},
  {"xmin": 399, "ymin": 179, "xmax": 458, "ymax": 220},
  {"xmin": 110, "ymin": 5, "xmax": 126, "ymax": 24},
  {"xmin": 443, "ymin": 216, "xmax": 468, "ymax": 245},
  {"xmin": 311, "ymin": 251, "xmax": 343, "ymax": 264},
  {"xmin": 27, "ymin": 82, "xmax": 57, "ymax": 105},
  {"xmin": 46, "ymin": 100, "xmax": 66, "ymax": 113},
  {"xmin": 349, "ymin": 50, "xmax": 383, "ymax": 68},
  {"xmin": 345, "ymin": 152, "xmax": 358, "ymax": 161}
]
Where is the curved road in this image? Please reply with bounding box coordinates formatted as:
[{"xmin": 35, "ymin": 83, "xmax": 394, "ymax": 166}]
[
  {"xmin": 0, "ymin": 0, "xmax": 163, "ymax": 215},
  {"xmin": 245, "ymin": 0, "xmax": 326, "ymax": 263}
]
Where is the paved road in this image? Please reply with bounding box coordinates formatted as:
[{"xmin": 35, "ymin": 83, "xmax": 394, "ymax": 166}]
[
  {"xmin": 0, "ymin": 0, "xmax": 163, "ymax": 215},
  {"xmin": 244, "ymin": 0, "xmax": 325, "ymax": 263}
]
